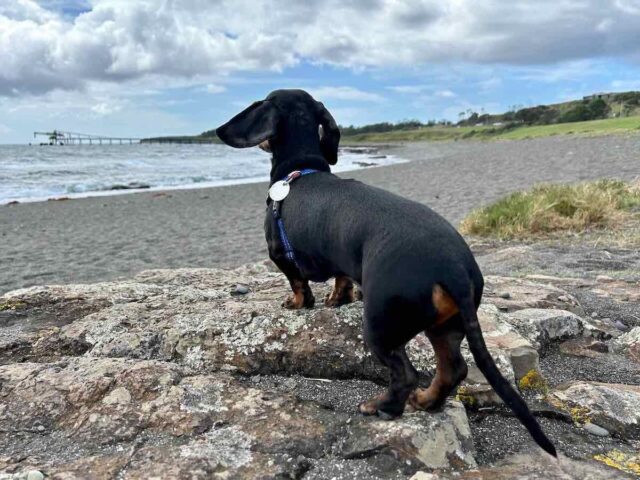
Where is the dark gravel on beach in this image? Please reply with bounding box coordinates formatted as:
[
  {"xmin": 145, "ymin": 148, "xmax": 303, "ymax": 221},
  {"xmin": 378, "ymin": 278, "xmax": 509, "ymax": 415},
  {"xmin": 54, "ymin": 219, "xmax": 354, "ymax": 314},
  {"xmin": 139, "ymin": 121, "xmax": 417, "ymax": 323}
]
[
  {"xmin": 237, "ymin": 373, "xmax": 637, "ymax": 469},
  {"xmin": 1, "ymin": 134, "xmax": 639, "ymax": 294}
]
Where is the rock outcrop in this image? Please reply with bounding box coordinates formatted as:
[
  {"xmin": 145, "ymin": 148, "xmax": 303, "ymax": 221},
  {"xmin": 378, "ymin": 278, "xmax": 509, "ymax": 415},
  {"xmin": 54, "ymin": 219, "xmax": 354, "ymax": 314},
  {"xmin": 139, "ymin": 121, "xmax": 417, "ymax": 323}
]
[
  {"xmin": 0, "ymin": 356, "xmax": 475, "ymax": 478},
  {"xmin": 547, "ymin": 381, "xmax": 640, "ymax": 437},
  {"xmin": 1, "ymin": 260, "xmax": 639, "ymax": 479},
  {"xmin": 409, "ymin": 451, "xmax": 634, "ymax": 479},
  {"xmin": 612, "ymin": 327, "xmax": 640, "ymax": 362}
]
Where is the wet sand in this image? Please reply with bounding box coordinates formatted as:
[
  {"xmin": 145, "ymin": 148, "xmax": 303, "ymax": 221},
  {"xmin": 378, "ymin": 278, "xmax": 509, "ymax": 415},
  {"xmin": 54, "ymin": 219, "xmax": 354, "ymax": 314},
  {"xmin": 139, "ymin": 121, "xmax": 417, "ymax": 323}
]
[{"xmin": 1, "ymin": 134, "xmax": 639, "ymax": 294}]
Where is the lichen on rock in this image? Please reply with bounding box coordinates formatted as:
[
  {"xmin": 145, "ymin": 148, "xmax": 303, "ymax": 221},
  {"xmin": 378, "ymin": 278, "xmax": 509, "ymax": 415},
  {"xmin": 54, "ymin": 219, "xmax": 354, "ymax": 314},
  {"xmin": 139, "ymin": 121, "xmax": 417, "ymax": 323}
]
[{"xmin": 1, "ymin": 259, "xmax": 639, "ymax": 478}]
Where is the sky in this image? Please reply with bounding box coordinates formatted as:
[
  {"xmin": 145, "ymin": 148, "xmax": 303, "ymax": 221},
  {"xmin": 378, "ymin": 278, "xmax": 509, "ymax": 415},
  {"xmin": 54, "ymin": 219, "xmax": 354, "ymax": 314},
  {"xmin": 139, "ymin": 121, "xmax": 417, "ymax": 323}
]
[{"xmin": 1, "ymin": 0, "xmax": 640, "ymax": 143}]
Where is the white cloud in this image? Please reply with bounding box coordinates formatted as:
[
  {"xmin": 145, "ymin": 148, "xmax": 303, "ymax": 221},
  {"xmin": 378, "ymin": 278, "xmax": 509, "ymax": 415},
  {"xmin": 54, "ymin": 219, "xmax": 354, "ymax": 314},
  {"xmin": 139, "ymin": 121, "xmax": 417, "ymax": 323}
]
[
  {"xmin": 308, "ymin": 86, "xmax": 385, "ymax": 102},
  {"xmin": 478, "ymin": 76, "xmax": 503, "ymax": 90},
  {"xmin": 387, "ymin": 85, "xmax": 430, "ymax": 94},
  {"xmin": 516, "ymin": 60, "xmax": 599, "ymax": 84},
  {"xmin": 1, "ymin": 0, "xmax": 640, "ymax": 98},
  {"xmin": 435, "ymin": 89, "xmax": 456, "ymax": 98},
  {"xmin": 91, "ymin": 102, "xmax": 123, "ymax": 115},
  {"xmin": 0, "ymin": 85, "xmax": 193, "ymax": 139},
  {"xmin": 615, "ymin": 0, "xmax": 640, "ymax": 15},
  {"xmin": 388, "ymin": 85, "xmax": 457, "ymax": 100},
  {"xmin": 611, "ymin": 79, "xmax": 640, "ymax": 90},
  {"xmin": 204, "ymin": 84, "xmax": 227, "ymax": 94}
]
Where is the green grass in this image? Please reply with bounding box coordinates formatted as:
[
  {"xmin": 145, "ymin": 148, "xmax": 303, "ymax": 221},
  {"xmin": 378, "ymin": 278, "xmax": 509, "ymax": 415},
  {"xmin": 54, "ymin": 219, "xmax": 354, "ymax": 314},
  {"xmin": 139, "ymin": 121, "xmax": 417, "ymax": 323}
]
[
  {"xmin": 343, "ymin": 125, "xmax": 495, "ymax": 142},
  {"xmin": 342, "ymin": 116, "xmax": 640, "ymax": 143},
  {"xmin": 495, "ymin": 116, "xmax": 640, "ymax": 140},
  {"xmin": 459, "ymin": 179, "xmax": 640, "ymax": 240}
]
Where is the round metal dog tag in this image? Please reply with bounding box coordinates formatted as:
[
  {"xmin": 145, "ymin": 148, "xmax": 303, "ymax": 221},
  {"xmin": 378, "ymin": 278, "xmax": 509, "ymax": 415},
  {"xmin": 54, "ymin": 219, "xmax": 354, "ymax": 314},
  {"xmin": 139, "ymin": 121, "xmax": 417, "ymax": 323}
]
[{"xmin": 269, "ymin": 180, "xmax": 290, "ymax": 201}]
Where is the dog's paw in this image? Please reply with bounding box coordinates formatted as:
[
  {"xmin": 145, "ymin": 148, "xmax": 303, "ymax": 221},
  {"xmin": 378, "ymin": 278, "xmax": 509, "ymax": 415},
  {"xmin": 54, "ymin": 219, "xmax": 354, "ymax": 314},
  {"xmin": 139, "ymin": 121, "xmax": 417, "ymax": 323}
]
[
  {"xmin": 358, "ymin": 391, "xmax": 387, "ymax": 416},
  {"xmin": 324, "ymin": 293, "xmax": 347, "ymax": 308},
  {"xmin": 358, "ymin": 403, "xmax": 402, "ymax": 420},
  {"xmin": 282, "ymin": 296, "xmax": 304, "ymax": 309},
  {"xmin": 282, "ymin": 293, "xmax": 315, "ymax": 310},
  {"xmin": 407, "ymin": 387, "xmax": 441, "ymax": 412},
  {"xmin": 324, "ymin": 289, "xmax": 355, "ymax": 308},
  {"xmin": 358, "ymin": 392, "xmax": 403, "ymax": 420}
]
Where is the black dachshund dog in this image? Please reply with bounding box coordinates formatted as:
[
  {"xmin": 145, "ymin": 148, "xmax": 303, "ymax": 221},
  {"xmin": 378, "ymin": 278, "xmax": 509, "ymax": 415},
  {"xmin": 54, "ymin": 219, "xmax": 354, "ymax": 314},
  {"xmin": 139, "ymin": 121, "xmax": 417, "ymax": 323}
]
[{"xmin": 216, "ymin": 89, "xmax": 556, "ymax": 457}]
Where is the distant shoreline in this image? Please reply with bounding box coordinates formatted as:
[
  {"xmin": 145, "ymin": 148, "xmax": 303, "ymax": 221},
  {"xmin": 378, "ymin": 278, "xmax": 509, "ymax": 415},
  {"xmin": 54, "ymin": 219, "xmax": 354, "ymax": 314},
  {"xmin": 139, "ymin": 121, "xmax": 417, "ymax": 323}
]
[
  {"xmin": 0, "ymin": 144, "xmax": 404, "ymax": 206},
  {"xmin": 2, "ymin": 135, "xmax": 639, "ymax": 294},
  {"xmin": 341, "ymin": 115, "xmax": 640, "ymax": 143}
]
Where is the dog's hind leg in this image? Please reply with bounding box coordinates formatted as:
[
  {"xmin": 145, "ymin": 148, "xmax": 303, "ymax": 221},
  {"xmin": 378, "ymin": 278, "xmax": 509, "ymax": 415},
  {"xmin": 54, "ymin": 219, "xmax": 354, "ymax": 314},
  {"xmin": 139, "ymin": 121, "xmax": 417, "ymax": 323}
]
[
  {"xmin": 359, "ymin": 345, "xmax": 419, "ymax": 419},
  {"xmin": 270, "ymin": 255, "xmax": 315, "ymax": 309},
  {"xmin": 325, "ymin": 276, "xmax": 357, "ymax": 307},
  {"xmin": 408, "ymin": 315, "xmax": 468, "ymax": 411},
  {"xmin": 357, "ymin": 284, "xmax": 424, "ymax": 418}
]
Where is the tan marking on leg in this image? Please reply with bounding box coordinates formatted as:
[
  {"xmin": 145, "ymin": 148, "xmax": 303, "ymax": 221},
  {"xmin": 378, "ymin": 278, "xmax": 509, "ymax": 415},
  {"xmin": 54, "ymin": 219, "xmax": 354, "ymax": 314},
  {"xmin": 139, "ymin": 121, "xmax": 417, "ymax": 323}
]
[
  {"xmin": 283, "ymin": 291, "xmax": 305, "ymax": 309},
  {"xmin": 408, "ymin": 335, "xmax": 454, "ymax": 411},
  {"xmin": 258, "ymin": 140, "xmax": 271, "ymax": 152},
  {"xmin": 283, "ymin": 279, "xmax": 313, "ymax": 309},
  {"xmin": 358, "ymin": 391, "xmax": 388, "ymax": 415},
  {"xmin": 432, "ymin": 284, "xmax": 459, "ymax": 325},
  {"xmin": 325, "ymin": 276, "xmax": 356, "ymax": 307}
]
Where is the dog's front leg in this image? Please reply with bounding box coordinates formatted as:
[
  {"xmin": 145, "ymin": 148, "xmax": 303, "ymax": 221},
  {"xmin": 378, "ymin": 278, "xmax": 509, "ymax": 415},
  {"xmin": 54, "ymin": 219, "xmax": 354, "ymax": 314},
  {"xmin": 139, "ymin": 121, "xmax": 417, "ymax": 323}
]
[
  {"xmin": 283, "ymin": 278, "xmax": 315, "ymax": 309},
  {"xmin": 325, "ymin": 276, "xmax": 358, "ymax": 307},
  {"xmin": 270, "ymin": 255, "xmax": 315, "ymax": 310}
]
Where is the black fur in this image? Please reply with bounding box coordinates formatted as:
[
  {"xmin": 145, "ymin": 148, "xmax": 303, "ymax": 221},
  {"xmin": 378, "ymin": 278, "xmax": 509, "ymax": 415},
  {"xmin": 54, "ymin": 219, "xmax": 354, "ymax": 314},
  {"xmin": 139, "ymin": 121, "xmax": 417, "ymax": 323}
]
[{"xmin": 216, "ymin": 89, "xmax": 556, "ymax": 457}]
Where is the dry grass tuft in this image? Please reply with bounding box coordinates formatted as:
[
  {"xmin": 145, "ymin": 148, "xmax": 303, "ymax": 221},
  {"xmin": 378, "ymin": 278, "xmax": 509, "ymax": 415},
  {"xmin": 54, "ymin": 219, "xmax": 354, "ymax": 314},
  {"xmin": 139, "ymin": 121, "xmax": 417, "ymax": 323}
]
[{"xmin": 460, "ymin": 179, "xmax": 640, "ymax": 240}]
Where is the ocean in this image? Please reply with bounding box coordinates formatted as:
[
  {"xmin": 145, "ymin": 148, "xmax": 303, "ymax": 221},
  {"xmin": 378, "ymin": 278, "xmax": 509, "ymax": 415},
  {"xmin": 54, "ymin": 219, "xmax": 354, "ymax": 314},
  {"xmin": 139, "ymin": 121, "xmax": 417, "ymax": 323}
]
[{"xmin": 0, "ymin": 143, "xmax": 405, "ymax": 204}]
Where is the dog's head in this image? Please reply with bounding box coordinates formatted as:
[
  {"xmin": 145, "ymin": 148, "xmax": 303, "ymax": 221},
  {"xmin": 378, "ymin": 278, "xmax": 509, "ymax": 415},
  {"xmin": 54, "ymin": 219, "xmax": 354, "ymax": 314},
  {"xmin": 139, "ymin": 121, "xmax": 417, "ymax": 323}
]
[{"xmin": 216, "ymin": 89, "xmax": 340, "ymax": 166}]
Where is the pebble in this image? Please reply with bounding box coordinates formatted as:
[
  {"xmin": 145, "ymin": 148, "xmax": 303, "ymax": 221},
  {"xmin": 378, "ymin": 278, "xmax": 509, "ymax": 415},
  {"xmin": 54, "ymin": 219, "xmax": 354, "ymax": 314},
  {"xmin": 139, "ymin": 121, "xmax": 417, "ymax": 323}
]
[
  {"xmin": 596, "ymin": 275, "xmax": 615, "ymax": 283},
  {"xmin": 614, "ymin": 320, "xmax": 628, "ymax": 331},
  {"xmin": 410, "ymin": 473, "xmax": 439, "ymax": 480},
  {"xmin": 232, "ymin": 284, "xmax": 250, "ymax": 295},
  {"xmin": 498, "ymin": 291, "xmax": 511, "ymax": 299},
  {"xmin": 591, "ymin": 311, "xmax": 598, "ymax": 318},
  {"xmin": 583, "ymin": 423, "xmax": 609, "ymax": 437},
  {"xmin": 26, "ymin": 472, "xmax": 45, "ymax": 480}
]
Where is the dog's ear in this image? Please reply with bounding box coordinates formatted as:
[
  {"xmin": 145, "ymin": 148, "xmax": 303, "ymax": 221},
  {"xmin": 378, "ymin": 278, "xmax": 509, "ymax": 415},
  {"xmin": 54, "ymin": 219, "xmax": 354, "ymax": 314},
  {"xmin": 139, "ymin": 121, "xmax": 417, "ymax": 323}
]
[
  {"xmin": 316, "ymin": 101, "xmax": 340, "ymax": 165},
  {"xmin": 216, "ymin": 100, "xmax": 279, "ymax": 148}
]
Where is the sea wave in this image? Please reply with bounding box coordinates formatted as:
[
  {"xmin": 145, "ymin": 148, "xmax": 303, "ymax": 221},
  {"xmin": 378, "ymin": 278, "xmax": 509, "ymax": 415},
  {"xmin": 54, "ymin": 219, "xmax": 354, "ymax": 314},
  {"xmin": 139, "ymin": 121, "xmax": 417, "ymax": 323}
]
[{"xmin": 0, "ymin": 143, "xmax": 406, "ymax": 204}]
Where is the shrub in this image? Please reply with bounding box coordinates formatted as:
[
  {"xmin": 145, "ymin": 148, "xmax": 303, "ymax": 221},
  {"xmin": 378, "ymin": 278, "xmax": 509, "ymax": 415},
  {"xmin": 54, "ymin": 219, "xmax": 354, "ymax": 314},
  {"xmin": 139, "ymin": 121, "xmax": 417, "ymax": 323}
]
[
  {"xmin": 559, "ymin": 104, "xmax": 592, "ymax": 123},
  {"xmin": 559, "ymin": 99, "xmax": 610, "ymax": 123},
  {"xmin": 613, "ymin": 92, "xmax": 640, "ymax": 106},
  {"xmin": 588, "ymin": 98, "xmax": 609, "ymax": 119},
  {"xmin": 514, "ymin": 105, "xmax": 557, "ymax": 125},
  {"xmin": 460, "ymin": 179, "xmax": 640, "ymax": 239}
]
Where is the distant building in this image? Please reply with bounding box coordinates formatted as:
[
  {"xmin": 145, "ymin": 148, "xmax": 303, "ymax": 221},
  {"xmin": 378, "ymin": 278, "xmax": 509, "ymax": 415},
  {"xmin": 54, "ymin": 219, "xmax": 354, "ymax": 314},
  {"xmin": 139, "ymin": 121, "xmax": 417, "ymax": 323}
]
[{"xmin": 583, "ymin": 92, "xmax": 614, "ymax": 101}]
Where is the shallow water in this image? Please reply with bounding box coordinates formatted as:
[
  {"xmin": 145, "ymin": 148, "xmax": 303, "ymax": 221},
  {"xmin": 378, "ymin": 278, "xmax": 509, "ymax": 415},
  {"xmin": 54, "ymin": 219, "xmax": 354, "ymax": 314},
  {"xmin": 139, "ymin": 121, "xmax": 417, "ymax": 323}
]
[{"xmin": 0, "ymin": 143, "xmax": 404, "ymax": 204}]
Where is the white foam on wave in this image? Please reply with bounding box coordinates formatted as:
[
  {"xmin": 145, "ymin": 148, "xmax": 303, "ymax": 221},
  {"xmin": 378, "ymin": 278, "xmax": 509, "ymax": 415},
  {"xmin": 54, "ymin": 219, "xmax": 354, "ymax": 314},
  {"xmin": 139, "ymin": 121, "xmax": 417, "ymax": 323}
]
[{"xmin": 0, "ymin": 144, "xmax": 407, "ymax": 204}]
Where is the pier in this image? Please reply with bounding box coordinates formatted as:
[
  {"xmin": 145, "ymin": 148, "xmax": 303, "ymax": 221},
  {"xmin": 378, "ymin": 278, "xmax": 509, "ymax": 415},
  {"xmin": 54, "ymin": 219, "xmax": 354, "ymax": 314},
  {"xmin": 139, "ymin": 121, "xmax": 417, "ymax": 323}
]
[{"xmin": 33, "ymin": 130, "xmax": 141, "ymax": 145}]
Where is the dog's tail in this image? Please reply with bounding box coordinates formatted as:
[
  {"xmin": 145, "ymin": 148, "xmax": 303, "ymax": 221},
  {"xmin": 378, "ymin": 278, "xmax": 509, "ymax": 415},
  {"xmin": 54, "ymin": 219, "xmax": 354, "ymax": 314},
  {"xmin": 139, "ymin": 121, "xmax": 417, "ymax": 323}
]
[{"xmin": 443, "ymin": 279, "xmax": 557, "ymax": 458}]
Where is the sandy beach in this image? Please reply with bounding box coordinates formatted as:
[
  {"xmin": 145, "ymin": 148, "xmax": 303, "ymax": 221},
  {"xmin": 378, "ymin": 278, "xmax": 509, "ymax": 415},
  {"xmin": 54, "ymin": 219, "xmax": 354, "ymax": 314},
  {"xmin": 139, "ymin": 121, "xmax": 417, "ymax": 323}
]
[{"xmin": 1, "ymin": 134, "xmax": 639, "ymax": 294}]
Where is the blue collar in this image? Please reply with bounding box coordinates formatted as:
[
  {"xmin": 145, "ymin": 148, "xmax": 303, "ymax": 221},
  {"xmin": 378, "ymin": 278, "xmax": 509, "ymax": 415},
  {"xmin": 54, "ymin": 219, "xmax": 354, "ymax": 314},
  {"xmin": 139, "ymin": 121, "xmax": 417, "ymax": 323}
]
[
  {"xmin": 280, "ymin": 168, "xmax": 319, "ymax": 182},
  {"xmin": 271, "ymin": 169, "xmax": 319, "ymax": 268}
]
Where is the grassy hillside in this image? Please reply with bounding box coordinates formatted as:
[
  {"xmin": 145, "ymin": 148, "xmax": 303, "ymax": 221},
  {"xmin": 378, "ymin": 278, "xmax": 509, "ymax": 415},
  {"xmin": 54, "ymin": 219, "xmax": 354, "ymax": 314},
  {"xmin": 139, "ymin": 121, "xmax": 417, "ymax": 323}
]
[
  {"xmin": 343, "ymin": 115, "xmax": 640, "ymax": 143},
  {"xmin": 143, "ymin": 91, "xmax": 640, "ymax": 144},
  {"xmin": 144, "ymin": 115, "xmax": 640, "ymax": 144},
  {"xmin": 493, "ymin": 115, "xmax": 640, "ymax": 140}
]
